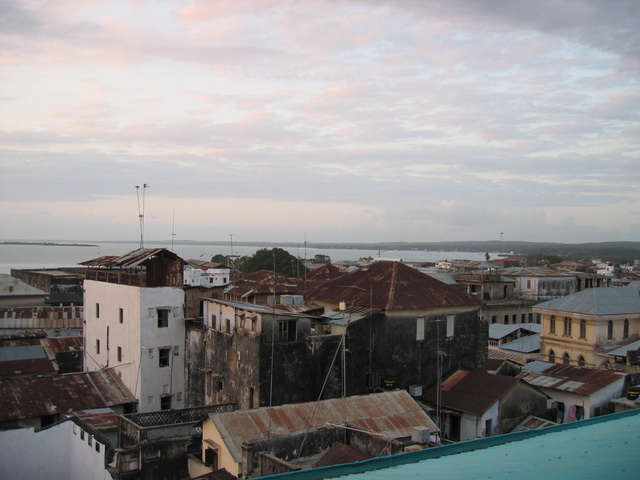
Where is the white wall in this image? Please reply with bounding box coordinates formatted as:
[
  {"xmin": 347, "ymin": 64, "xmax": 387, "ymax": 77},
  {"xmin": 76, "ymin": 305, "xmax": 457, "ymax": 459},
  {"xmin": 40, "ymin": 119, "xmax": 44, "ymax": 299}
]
[
  {"xmin": 139, "ymin": 286, "xmax": 186, "ymax": 412},
  {"xmin": 84, "ymin": 280, "xmax": 186, "ymax": 413},
  {"xmin": 0, "ymin": 421, "xmax": 112, "ymax": 480}
]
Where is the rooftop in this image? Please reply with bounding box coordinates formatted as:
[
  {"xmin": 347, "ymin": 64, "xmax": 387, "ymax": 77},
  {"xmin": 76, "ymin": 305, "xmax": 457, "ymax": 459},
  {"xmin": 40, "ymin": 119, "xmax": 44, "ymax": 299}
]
[
  {"xmin": 518, "ymin": 362, "xmax": 626, "ymax": 395},
  {"xmin": 0, "ymin": 369, "xmax": 135, "ymax": 422},
  {"xmin": 209, "ymin": 390, "xmax": 436, "ymax": 463},
  {"xmin": 534, "ymin": 285, "xmax": 640, "ymax": 315},
  {"xmin": 261, "ymin": 406, "xmax": 640, "ymax": 480},
  {"xmin": 304, "ymin": 261, "xmax": 483, "ymax": 310},
  {"xmin": 424, "ymin": 370, "xmax": 527, "ymax": 416}
]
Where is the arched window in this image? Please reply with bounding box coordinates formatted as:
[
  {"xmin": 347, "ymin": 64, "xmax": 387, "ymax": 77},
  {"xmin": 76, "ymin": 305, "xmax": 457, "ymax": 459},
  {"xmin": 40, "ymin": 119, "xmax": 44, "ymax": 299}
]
[
  {"xmin": 564, "ymin": 317, "xmax": 571, "ymax": 336},
  {"xmin": 578, "ymin": 355, "xmax": 586, "ymax": 367},
  {"xmin": 579, "ymin": 319, "xmax": 586, "ymax": 339},
  {"xmin": 624, "ymin": 319, "xmax": 629, "ymax": 339},
  {"xmin": 562, "ymin": 353, "xmax": 570, "ymax": 365},
  {"xmin": 607, "ymin": 320, "xmax": 614, "ymax": 340},
  {"xmin": 550, "ymin": 316, "xmax": 556, "ymax": 334},
  {"xmin": 548, "ymin": 349, "xmax": 555, "ymax": 363}
]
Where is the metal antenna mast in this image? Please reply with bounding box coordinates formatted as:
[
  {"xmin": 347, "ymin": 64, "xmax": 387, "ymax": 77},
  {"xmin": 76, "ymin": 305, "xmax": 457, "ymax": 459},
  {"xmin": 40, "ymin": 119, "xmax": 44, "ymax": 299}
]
[{"xmin": 135, "ymin": 184, "xmax": 149, "ymax": 249}]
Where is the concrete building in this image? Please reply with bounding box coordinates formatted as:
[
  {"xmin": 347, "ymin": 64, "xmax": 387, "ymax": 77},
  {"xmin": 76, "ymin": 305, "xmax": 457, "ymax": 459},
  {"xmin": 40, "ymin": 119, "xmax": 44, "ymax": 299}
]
[
  {"xmin": 0, "ymin": 412, "xmax": 118, "ymax": 480},
  {"xmin": 424, "ymin": 369, "xmax": 548, "ymax": 441},
  {"xmin": 190, "ymin": 391, "xmax": 437, "ymax": 479},
  {"xmin": 534, "ymin": 284, "xmax": 640, "ymax": 367},
  {"xmin": 183, "ymin": 259, "xmax": 234, "ymax": 288},
  {"xmin": 303, "ymin": 261, "xmax": 486, "ymax": 394},
  {"xmin": 256, "ymin": 408, "xmax": 640, "ymax": 480},
  {"xmin": 81, "ymin": 248, "xmax": 187, "ymax": 413},
  {"xmin": 501, "ymin": 267, "xmax": 578, "ymax": 301},
  {"xmin": 518, "ymin": 361, "xmax": 627, "ymax": 420}
]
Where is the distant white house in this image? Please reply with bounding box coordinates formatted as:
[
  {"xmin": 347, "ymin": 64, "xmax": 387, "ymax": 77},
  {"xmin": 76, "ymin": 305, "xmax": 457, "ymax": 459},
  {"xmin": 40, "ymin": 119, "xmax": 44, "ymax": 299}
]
[{"xmin": 183, "ymin": 259, "xmax": 232, "ymax": 287}]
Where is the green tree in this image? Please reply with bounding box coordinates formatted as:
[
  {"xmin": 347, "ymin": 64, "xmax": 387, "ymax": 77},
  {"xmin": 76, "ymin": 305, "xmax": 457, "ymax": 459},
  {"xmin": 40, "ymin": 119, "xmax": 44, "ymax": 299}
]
[
  {"xmin": 241, "ymin": 248, "xmax": 308, "ymax": 277},
  {"xmin": 311, "ymin": 254, "xmax": 331, "ymax": 264},
  {"xmin": 211, "ymin": 254, "xmax": 227, "ymax": 265}
]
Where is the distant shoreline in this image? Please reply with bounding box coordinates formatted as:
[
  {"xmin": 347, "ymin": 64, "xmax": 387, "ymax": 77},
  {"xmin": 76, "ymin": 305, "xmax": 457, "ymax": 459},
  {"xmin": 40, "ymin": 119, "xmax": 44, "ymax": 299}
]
[{"xmin": 0, "ymin": 241, "xmax": 98, "ymax": 247}]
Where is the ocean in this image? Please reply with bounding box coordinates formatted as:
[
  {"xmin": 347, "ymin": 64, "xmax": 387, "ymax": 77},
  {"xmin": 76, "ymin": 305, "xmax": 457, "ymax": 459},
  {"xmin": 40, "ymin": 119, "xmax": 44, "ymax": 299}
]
[{"xmin": 0, "ymin": 241, "xmax": 500, "ymax": 274}]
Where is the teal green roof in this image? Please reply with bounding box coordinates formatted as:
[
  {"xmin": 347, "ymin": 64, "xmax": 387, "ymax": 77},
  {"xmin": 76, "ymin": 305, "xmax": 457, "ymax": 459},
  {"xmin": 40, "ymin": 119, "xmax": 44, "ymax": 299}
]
[{"xmin": 262, "ymin": 409, "xmax": 640, "ymax": 480}]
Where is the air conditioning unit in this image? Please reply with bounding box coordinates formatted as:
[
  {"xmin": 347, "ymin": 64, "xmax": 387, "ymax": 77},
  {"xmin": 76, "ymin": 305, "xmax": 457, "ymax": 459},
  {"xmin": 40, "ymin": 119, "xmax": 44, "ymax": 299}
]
[
  {"xmin": 409, "ymin": 385, "xmax": 423, "ymax": 397},
  {"xmin": 411, "ymin": 427, "xmax": 430, "ymax": 444}
]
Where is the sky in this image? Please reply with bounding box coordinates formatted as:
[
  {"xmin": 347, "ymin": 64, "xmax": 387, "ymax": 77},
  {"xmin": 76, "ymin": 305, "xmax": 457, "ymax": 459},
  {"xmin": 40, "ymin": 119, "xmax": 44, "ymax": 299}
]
[{"xmin": 1, "ymin": 0, "xmax": 639, "ymax": 245}]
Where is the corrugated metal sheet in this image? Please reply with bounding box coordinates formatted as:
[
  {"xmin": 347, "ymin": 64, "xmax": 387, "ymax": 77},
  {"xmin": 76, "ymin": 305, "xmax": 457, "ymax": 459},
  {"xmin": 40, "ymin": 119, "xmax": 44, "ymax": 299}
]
[
  {"xmin": 424, "ymin": 370, "xmax": 523, "ymax": 416},
  {"xmin": 0, "ymin": 368, "xmax": 135, "ymax": 422},
  {"xmin": 518, "ymin": 363, "xmax": 626, "ymax": 396},
  {"xmin": 210, "ymin": 390, "xmax": 437, "ymax": 463},
  {"xmin": 304, "ymin": 261, "xmax": 483, "ymax": 311},
  {"xmin": 224, "ymin": 270, "xmax": 298, "ymax": 298},
  {"xmin": 80, "ymin": 248, "xmax": 174, "ymax": 268},
  {"xmin": 534, "ymin": 284, "xmax": 640, "ymax": 315}
]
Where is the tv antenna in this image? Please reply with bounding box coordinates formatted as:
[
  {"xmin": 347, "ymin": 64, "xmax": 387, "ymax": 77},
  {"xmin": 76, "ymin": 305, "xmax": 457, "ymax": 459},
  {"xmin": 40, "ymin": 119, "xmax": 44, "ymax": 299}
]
[{"xmin": 135, "ymin": 184, "xmax": 149, "ymax": 249}]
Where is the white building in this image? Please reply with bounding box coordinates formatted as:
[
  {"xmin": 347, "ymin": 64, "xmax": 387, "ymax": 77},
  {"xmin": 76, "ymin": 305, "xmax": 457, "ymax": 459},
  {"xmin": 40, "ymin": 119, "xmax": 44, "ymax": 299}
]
[
  {"xmin": 0, "ymin": 413, "xmax": 117, "ymax": 480},
  {"xmin": 82, "ymin": 248, "xmax": 187, "ymax": 413},
  {"xmin": 183, "ymin": 259, "xmax": 232, "ymax": 287}
]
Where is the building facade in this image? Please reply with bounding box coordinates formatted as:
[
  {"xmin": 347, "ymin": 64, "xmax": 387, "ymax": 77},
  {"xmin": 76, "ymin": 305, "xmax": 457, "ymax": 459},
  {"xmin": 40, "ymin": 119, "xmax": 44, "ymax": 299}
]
[{"xmin": 82, "ymin": 248, "xmax": 187, "ymax": 413}]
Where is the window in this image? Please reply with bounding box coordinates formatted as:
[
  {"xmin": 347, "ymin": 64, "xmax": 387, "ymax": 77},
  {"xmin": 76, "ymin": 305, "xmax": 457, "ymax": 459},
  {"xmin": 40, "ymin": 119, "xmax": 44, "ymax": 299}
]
[
  {"xmin": 277, "ymin": 320, "xmax": 297, "ymax": 342},
  {"xmin": 157, "ymin": 309, "xmax": 169, "ymax": 328},
  {"xmin": 550, "ymin": 316, "xmax": 556, "ymax": 334},
  {"xmin": 81, "ymin": 430, "xmax": 85, "ymax": 440},
  {"xmin": 624, "ymin": 319, "xmax": 629, "ymax": 339},
  {"xmin": 96, "ymin": 303, "xmax": 100, "ymax": 319},
  {"xmin": 563, "ymin": 353, "xmax": 570, "ymax": 365},
  {"xmin": 512, "ymin": 314, "xmax": 517, "ymax": 324},
  {"xmin": 160, "ymin": 395, "xmax": 171, "ymax": 410},
  {"xmin": 580, "ymin": 320, "xmax": 586, "ymax": 339},
  {"xmin": 578, "ymin": 355, "xmax": 586, "ymax": 367},
  {"xmin": 96, "ymin": 339, "xmax": 100, "ymax": 355},
  {"xmin": 564, "ymin": 317, "xmax": 571, "ymax": 337},
  {"xmin": 211, "ymin": 314, "xmax": 216, "ymax": 328},
  {"xmin": 225, "ymin": 318, "xmax": 231, "ymax": 333},
  {"xmin": 504, "ymin": 315, "xmax": 509, "ymax": 324},
  {"xmin": 548, "ymin": 349, "xmax": 555, "ymax": 363},
  {"xmin": 96, "ymin": 442, "xmax": 100, "ymax": 452},
  {"xmin": 205, "ymin": 447, "xmax": 219, "ymax": 470},
  {"xmin": 88, "ymin": 436, "xmax": 93, "ymax": 447},
  {"xmin": 416, "ymin": 317, "xmax": 425, "ymax": 341},
  {"xmin": 491, "ymin": 316, "xmax": 497, "ymax": 324},
  {"xmin": 159, "ymin": 348, "xmax": 170, "ymax": 367},
  {"xmin": 119, "ymin": 308, "xmax": 124, "ymax": 324},
  {"xmin": 607, "ymin": 320, "xmax": 614, "ymax": 340},
  {"xmin": 117, "ymin": 346, "xmax": 123, "ymax": 362}
]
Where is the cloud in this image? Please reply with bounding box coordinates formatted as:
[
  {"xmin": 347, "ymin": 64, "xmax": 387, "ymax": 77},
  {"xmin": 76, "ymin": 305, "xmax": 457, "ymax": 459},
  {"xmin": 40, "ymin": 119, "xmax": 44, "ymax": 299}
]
[{"xmin": 0, "ymin": 0, "xmax": 638, "ymax": 243}]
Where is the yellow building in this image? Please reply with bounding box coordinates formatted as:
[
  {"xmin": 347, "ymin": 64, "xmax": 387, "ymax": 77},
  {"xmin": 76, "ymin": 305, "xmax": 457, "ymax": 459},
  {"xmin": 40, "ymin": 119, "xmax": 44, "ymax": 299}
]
[{"xmin": 534, "ymin": 284, "xmax": 640, "ymax": 368}]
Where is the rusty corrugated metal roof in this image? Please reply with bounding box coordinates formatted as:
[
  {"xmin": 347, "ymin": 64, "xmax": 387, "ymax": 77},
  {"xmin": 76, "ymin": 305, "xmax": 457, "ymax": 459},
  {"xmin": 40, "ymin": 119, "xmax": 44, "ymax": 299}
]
[
  {"xmin": 312, "ymin": 442, "xmax": 369, "ymax": 468},
  {"xmin": 73, "ymin": 410, "xmax": 120, "ymax": 432},
  {"xmin": 42, "ymin": 336, "xmax": 83, "ymax": 354},
  {"xmin": 296, "ymin": 264, "xmax": 346, "ymax": 292},
  {"xmin": 304, "ymin": 261, "xmax": 483, "ymax": 310},
  {"xmin": 517, "ymin": 363, "xmax": 626, "ymax": 396},
  {"xmin": 424, "ymin": 370, "xmax": 525, "ymax": 416},
  {"xmin": 224, "ymin": 270, "xmax": 298, "ymax": 298},
  {"xmin": 210, "ymin": 390, "xmax": 437, "ymax": 463},
  {"xmin": 79, "ymin": 248, "xmax": 181, "ymax": 268},
  {"xmin": 0, "ymin": 368, "xmax": 135, "ymax": 422}
]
